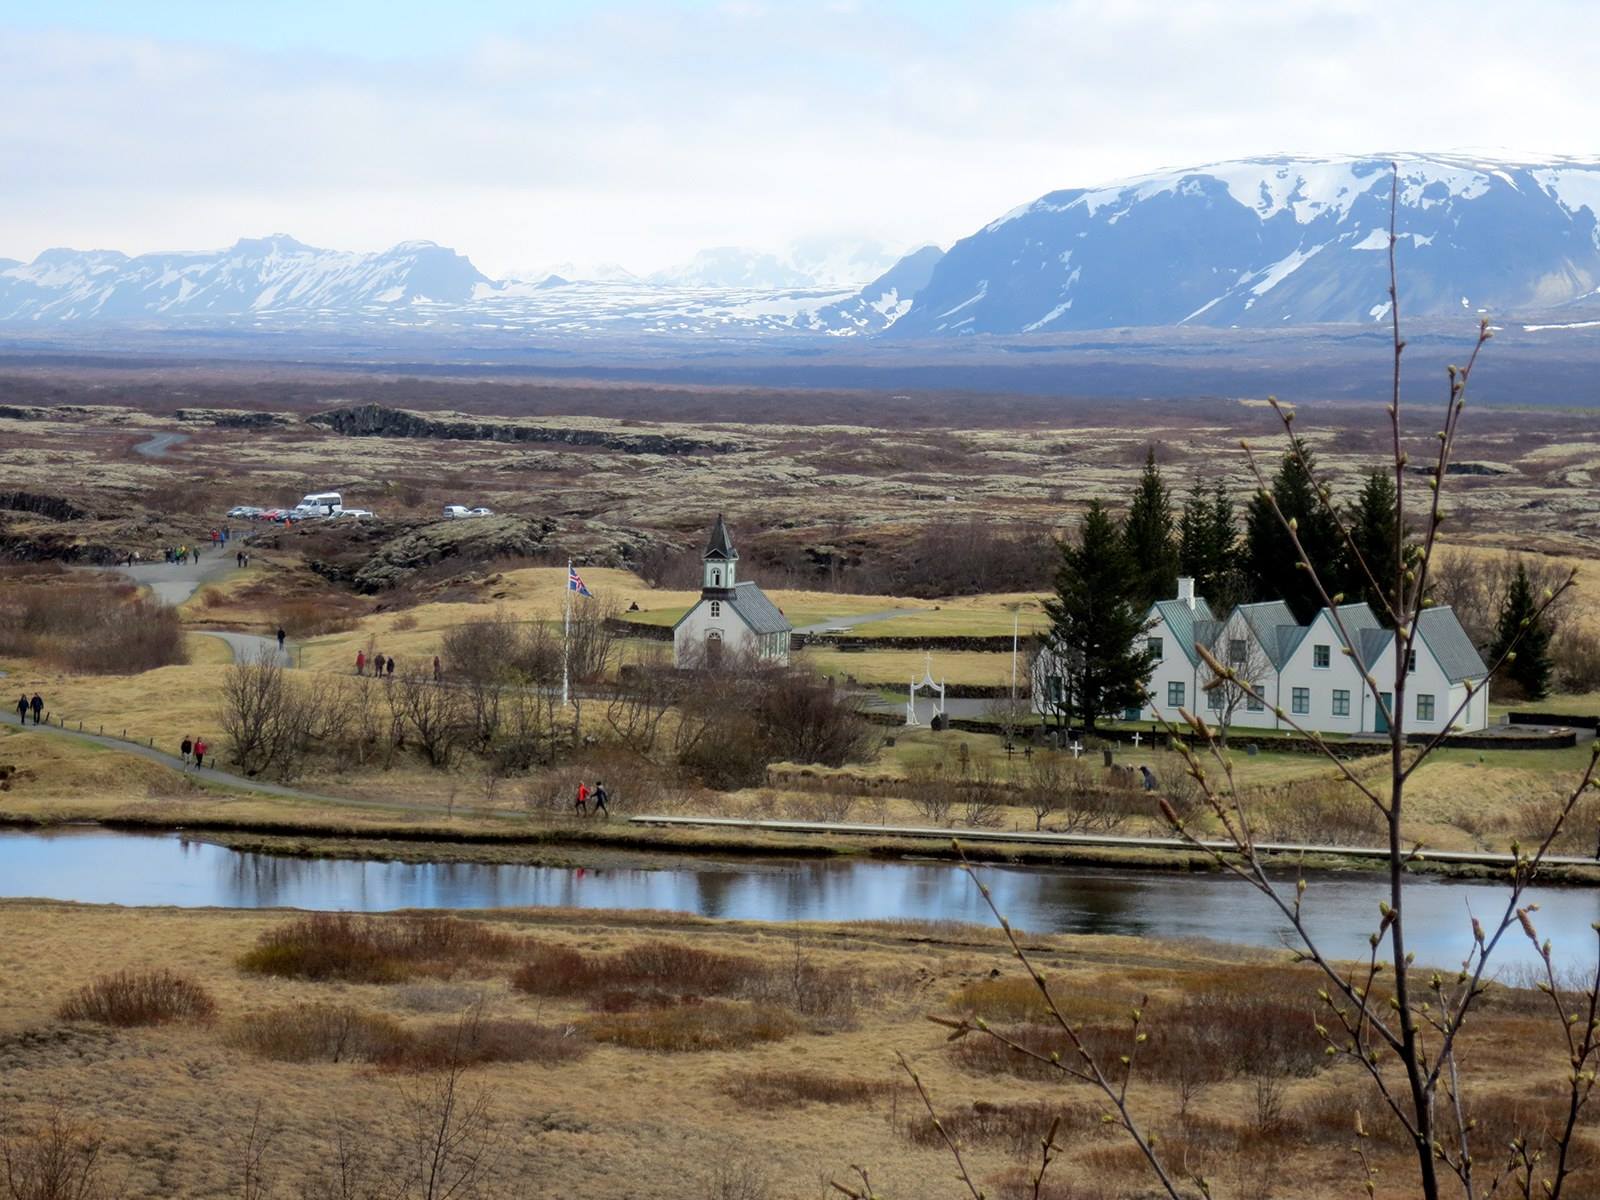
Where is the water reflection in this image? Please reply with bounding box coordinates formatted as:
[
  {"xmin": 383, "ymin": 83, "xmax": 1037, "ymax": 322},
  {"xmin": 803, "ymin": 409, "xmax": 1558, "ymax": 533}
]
[{"xmin": 2, "ymin": 829, "xmax": 1596, "ymax": 974}]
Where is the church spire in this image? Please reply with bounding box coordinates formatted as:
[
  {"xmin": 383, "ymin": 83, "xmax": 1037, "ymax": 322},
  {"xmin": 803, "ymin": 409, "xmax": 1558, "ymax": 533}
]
[{"xmin": 702, "ymin": 515, "xmax": 738, "ymax": 594}]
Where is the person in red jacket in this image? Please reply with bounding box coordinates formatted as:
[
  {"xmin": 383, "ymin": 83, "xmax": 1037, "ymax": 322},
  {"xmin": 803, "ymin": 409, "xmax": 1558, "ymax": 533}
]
[
  {"xmin": 356, "ymin": 650, "xmax": 366, "ymax": 675},
  {"xmin": 574, "ymin": 781, "xmax": 588, "ymax": 817},
  {"xmin": 193, "ymin": 738, "xmax": 208, "ymax": 769}
]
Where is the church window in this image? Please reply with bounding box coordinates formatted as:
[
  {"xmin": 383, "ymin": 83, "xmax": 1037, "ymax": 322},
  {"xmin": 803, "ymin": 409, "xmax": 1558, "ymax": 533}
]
[
  {"xmin": 712, "ymin": 570, "xmax": 721, "ymax": 587},
  {"xmin": 709, "ymin": 601, "xmax": 720, "ymax": 618}
]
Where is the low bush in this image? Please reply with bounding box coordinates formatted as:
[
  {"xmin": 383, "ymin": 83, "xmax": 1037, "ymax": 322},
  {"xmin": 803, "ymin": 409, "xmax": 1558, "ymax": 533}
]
[
  {"xmin": 584, "ymin": 1001, "xmax": 798, "ymax": 1052},
  {"xmin": 228, "ymin": 1004, "xmax": 407, "ymax": 1062},
  {"xmin": 901, "ymin": 1100, "xmax": 1101, "ymax": 1157},
  {"xmin": 58, "ymin": 969, "xmax": 216, "ymax": 1027},
  {"xmin": 238, "ymin": 913, "xmax": 520, "ymax": 983},
  {"xmin": 947, "ymin": 976, "xmax": 1132, "ymax": 1026},
  {"xmin": 719, "ymin": 1069, "xmax": 901, "ymax": 1110},
  {"xmin": 230, "ymin": 1003, "xmax": 589, "ymax": 1071},
  {"xmin": 511, "ymin": 940, "xmax": 768, "ymax": 1002},
  {"xmin": 0, "ymin": 577, "xmax": 187, "ymax": 674}
]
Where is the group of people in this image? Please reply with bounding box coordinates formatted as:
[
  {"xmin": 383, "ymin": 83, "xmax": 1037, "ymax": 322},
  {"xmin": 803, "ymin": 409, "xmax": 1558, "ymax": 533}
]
[
  {"xmin": 574, "ymin": 779, "xmax": 610, "ymax": 818},
  {"xmin": 14, "ymin": 693, "xmax": 44, "ymax": 725},
  {"xmin": 164, "ymin": 545, "xmax": 197, "ymax": 564},
  {"xmin": 355, "ymin": 650, "xmax": 396, "ymax": 677},
  {"xmin": 178, "ymin": 735, "xmax": 209, "ymax": 770},
  {"xmin": 234, "ymin": 549, "xmax": 253, "ymax": 568}
]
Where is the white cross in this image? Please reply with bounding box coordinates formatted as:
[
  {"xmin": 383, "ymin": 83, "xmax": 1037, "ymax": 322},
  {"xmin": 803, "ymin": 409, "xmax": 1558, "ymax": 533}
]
[
  {"xmin": 1131, "ymin": 732, "xmax": 1142, "ymax": 748},
  {"xmin": 1069, "ymin": 741, "xmax": 1083, "ymax": 760}
]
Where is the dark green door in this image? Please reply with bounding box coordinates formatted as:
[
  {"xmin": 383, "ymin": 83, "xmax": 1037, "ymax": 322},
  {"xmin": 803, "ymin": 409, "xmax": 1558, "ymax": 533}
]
[{"xmin": 1375, "ymin": 692, "xmax": 1391, "ymax": 734}]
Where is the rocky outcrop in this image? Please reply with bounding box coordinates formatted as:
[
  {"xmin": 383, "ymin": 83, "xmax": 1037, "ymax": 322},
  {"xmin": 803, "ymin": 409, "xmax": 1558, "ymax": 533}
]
[
  {"xmin": 0, "ymin": 491, "xmax": 91, "ymax": 521},
  {"xmin": 174, "ymin": 408, "xmax": 294, "ymax": 429},
  {"xmin": 312, "ymin": 514, "xmax": 561, "ymax": 593},
  {"xmin": 307, "ymin": 404, "xmax": 735, "ymax": 455}
]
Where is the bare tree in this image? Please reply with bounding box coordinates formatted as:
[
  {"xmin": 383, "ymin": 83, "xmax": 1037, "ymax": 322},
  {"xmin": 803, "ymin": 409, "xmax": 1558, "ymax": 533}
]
[
  {"xmin": 0, "ymin": 1099, "xmax": 113, "ymax": 1200},
  {"xmin": 391, "ymin": 668, "xmax": 466, "ymax": 769},
  {"xmin": 394, "ymin": 1012, "xmax": 499, "ymax": 1200},
  {"xmin": 219, "ymin": 649, "xmax": 292, "ymax": 776},
  {"xmin": 893, "ymin": 165, "xmax": 1600, "ymax": 1200},
  {"xmin": 1201, "ymin": 632, "xmax": 1271, "ymax": 746}
]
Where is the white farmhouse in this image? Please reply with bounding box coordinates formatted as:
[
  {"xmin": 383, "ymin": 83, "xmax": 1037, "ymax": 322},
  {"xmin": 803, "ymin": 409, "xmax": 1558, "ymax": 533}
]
[
  {"xmin": 672, "ymin": 516, "xmax": 793, "ymax": 669},
  {"xmin": 1040, "ymin": 575, "xmax": 1490, "ymax": 735}
]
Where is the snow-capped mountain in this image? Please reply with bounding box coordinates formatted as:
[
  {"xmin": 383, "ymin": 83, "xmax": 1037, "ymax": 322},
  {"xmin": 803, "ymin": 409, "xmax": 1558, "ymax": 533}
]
[
  {"xmin": 647, "ymin": 237, "xmax": 905, "ymax": 289},
  {"xmin": 0, "ymin": 236, "xmax": 489, "ymax": 322},
  {"xmin": 891, "ymin": 154, "xmax": 1600, "ymax": 335},
  {"xmin": 807, "ymin": 245, "xmax": 945, "ymax": 333}
]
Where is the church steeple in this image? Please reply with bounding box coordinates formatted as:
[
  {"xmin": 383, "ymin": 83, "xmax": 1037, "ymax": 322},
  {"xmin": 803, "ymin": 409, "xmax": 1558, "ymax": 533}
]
[{"xmin": 702, "ymin": 514, "xmax": 738, "ymax": 595}]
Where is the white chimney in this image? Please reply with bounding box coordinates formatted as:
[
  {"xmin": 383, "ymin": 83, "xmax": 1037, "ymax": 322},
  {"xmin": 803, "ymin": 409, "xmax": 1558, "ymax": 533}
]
[{"xmin": 1176, "ymin": 576, "xmax": 1196, "ymax": 609}]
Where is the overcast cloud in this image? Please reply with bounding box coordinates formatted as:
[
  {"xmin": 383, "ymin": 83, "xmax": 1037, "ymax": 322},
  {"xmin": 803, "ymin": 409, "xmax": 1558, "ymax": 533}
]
[{"xmin": 3, "ymin": 0, "xmax": 1597, "ymax": 276}]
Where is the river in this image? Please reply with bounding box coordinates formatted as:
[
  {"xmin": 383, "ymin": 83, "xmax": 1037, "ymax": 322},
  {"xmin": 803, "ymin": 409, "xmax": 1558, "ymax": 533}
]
[{"xmin": 2, "ymin": 829, "xmax": 1595, "ymax": 974}]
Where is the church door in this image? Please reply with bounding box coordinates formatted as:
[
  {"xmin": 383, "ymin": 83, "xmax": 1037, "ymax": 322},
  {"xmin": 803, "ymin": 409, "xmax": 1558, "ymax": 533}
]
[{"xmin": 704, "ymin": 631, "xmax": 722, "ymax": 666}]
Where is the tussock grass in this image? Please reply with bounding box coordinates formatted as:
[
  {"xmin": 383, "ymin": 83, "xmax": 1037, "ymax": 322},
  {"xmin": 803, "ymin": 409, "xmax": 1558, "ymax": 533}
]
[
  {"xmin": 57, "ymin": 969, "xmax": 216, "ymax": 1027},
  {"xmin": 237, "ymin": 913, "xmax": 520, "ymax": 983},
  {"xmin": 947, "ymin": 976, "xmax": 1131, "ymax": 1025},
  {"xmin": 584, "ymin": 1000, "xmax": 799, "ymax": 1052},
  {"xmin": 719, "ymin": 1069, "xmax": 901, "ymax": 1110}
]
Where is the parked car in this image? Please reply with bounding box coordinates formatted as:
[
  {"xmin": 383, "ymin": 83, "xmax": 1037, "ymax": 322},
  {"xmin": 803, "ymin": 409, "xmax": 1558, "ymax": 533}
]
[
  {"xmin": 226, "ymin": 505, "xmax": 252, "ymax": 517},
  {"xmin": 468, "ymin": 506, "xmax": 494, "ymax": 516},
  {"xmin": 334, "ymin": 508, "xmax": 376, "ymax": 519}
]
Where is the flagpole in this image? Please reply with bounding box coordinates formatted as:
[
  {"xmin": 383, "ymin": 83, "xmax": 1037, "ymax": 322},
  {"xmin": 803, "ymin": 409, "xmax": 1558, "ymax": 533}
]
[{"xmin": 562, "ymin": 559, "xmax": 571, "ymax": 708}]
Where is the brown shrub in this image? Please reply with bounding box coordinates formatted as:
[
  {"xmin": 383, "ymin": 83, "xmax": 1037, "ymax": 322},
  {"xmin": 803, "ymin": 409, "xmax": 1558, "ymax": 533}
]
[
  {"xmin": 0, "ymin": 578, "xmax": 186, "ymax": 674},
  {"xmin": 57, "ymin": 969, "xmax": 216, "ymax": 1027},
  {"xmin": 238, "ymin": 914, "xmax": 520, "ymax": 983},
  {"xmin": 584, "ymin": 1001, "xmax": 798, "ymax": 1052},
  {"xmin": 0, "ymin": 1099, "xmax": 115, "ymax": 1200},
  {"xmin": 227, "ymin": 1004, "xmax": 407, "ymax": 1062},
  {"xmin": 902, "ymin": 1100, "xmax": 1101, "ymax": 1158},
  {"xmin": 1264, "ymin": 778, "xmax": 1386, "ymax": 845},
  {"xmin": 1552, "ymin": 625, "xmax": 1600, "ymax": 694},
  {"xmin": 948, "ymin": 976, "xmax": 1132, "ymax": 1026},
  {"xmin": 719, "ymin": 1069, "xmax": 900, "ymax": 1110},
  {"xmin": 271, "ymin": 595, "xmax": 364, "ymax": 639},
  {"xmin": 511, "ymin": 940, "xmax": 768, "ymax": 1001},
  {"xmin": 375, "ymin": 1017, "xmax": 590, "ymax": 1071}
]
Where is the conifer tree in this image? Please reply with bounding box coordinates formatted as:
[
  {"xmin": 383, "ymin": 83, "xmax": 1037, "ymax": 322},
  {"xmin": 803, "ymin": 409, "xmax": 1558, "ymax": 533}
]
[
  {"xmin": 1042, "ymin": 501, "xmax": 1156, "ymax": 731},
  {"xmin": 1121, "ymin": 446, "xmax": 1180, "ymax": 610},
  {"xmin": 1178, "ymin": 480, "xmax": 1243, "ymax": 612},
  {"xmin": 1489, "ymin": 562, "xmax": 1553, "ymax": 699},
  {"xmin": 1349, "ymin": 469, "xmax": 1402, "ymax": 620},
  {"xmin": 1244, "ymin": 438, "xmax": 1344, "ymax": 620}
]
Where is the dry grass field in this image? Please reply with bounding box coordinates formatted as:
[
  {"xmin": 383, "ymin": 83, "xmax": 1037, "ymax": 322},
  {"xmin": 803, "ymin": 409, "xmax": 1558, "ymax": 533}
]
[{"xmin": 0, "ymin": 901, "xmax": 1591, "ymax": 1200}]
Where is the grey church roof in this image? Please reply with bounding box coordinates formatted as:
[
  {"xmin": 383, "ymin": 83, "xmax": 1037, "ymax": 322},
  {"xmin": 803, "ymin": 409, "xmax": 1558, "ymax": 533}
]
[
  {"xmin": 704, "ymin": 514, "xmax": 738, "ymax": 560},
  {"xmin": 727, "ymin": 582, "xmax": 791, "ymax": 634},
  {"xmin": 1150, "ymin": 597, "xmax": 1216, "ymax": 666},
  {"xmin": 1416, "ymin": 606, "xmax": 1489, "ymax": 682}
]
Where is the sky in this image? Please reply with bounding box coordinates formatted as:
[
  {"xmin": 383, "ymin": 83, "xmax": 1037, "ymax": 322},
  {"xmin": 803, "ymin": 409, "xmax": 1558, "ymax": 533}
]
[{"xmin": 4, "ymin": 0, "xmax": 1599, "ymax": 278}]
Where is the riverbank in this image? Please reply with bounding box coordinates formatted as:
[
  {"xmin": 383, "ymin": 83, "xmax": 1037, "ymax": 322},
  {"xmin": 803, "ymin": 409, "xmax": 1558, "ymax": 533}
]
[{"xmin": 2, "ymin": 899, "xmax": 1591, "ymax": 1200}]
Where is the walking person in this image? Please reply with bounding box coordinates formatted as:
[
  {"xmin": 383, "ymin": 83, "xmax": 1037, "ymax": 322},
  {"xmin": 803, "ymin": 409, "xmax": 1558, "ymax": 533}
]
[
  {"xmin": 356, "ymin": 650, "xmax": 366, "ymax": 676},
  {"xmin": 432, "ymin": 655, "xmax": 442, "ymax": 683},
  {"xmin": 180, "ymin": 735, "xmax": 193, "ymax": 766},
  {"xmin": 15, "ymin": 694, "xmax": 27, "ymax": 725},
  {"xmin": 276, "ymin": 626, "xmax": 287, "ymax": 653},
  {"xmin": 193, "ymin": 738, "xmax": 207, "ymax": 770},
  {"xmin": 574, "ymin": 781, "xmax": 588, "ymax": 817},
  {"xmin": 384, "ymin": 656, "xmax": 394, "ymax": 678},
  {"xmin": 29, "ymin": 693, "xmax": 43, "ymax": 725},
  {"xmin": 591, "ymin": 779, "xmax": 610, "ymax": 819}
]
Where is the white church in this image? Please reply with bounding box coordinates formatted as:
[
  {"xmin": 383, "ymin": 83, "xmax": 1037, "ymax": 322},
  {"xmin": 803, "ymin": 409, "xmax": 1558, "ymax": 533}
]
[
  {"xmin": 672, "ymin": 516, "xmax": 794, "ymax": 668},
  {"xmin": 1034, "ymin": 577, "xmax": 1490, "ymax": 735}
]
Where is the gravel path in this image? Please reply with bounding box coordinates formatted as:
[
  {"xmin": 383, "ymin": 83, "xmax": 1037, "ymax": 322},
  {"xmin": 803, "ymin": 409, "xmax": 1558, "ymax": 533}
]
[
  {"xmin": 132, "ymin": 432, "xmax": 189, "ymax": 460},
  {"xmin": 792, "ymin": 608, "xmax": 925, "ymax": 635}
]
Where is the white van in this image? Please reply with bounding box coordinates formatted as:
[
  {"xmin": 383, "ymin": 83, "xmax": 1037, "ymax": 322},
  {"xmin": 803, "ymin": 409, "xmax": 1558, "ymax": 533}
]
[
  {"xmin": 442, "ymin": 504, "xmax": 471, "ymax": 519},
  {"xmin": 294, "ymin": 491, "xmax": 344, "ymax": 518}
]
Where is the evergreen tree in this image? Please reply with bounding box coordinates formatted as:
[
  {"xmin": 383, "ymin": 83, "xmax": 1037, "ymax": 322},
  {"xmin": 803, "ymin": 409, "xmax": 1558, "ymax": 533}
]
[
  {"xmin": 1042, "ymin": 501, "xmax": 1157, "ymax": 731},
  {"xmin": 1243, "ymin": 438, "xmax": 1345, "ymax": 620},
  {"xmin": 1489, "ymin": 562, "xmax": 1553, "ymax": 700},
  {"xmin": 1178, "ymin": 480, "xmax": 1243, "ymax": 612},
  {"xmin": 1121, "ymin": 446, "xmax": 1180, "ymax": 610},
  {"xmin": 1349, "ymin": 469, "xmax": 1401, "ymax": 621}
]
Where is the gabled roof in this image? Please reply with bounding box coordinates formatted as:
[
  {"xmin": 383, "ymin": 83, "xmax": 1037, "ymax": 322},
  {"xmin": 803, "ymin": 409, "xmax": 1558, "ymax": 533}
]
[
  {"xmin": 1416, "ymin": 606, "xmax": 1489, "ymax": 683},
  {"xmin": 671, "ymin": 581, "xmax": 791, "ymax": 635},
  {"xmin": 704, "ymin": 514, "xmax": 738, "ymax": 561},
  {"xmin": 1314, "ymin": 602, "xmax": 1384, "ymax": 670},
  {"xmin": 727, "ymin": 582, "xmax": 790, "ymax": 634},
  {"xmin": 1234, "ymin": 600, "xmax": 1301, "ymax": 669},
  {"xmin": 1149, "ymin": 597, "xmax": 1217, "ymax": 666}
]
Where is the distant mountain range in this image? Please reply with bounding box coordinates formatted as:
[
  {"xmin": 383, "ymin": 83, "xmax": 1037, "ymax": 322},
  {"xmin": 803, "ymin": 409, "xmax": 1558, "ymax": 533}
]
[{"xmin": 7, "ymin": 155, "xmax": 1600, "ymax": 337}]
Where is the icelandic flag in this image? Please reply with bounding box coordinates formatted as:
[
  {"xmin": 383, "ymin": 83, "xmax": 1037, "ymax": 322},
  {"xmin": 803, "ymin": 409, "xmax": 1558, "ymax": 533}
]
[{"xmin": 568, "ymin": 566, "xmax": 593, "ymax": 598}]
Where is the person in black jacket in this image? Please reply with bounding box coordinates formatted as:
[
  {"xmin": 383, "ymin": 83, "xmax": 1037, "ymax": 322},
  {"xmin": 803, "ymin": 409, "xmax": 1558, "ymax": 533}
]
[
  {"xmin": 29, "ymin": 693, "xmax": 44, "ymax": 725},
  {"xmin": 591, "ymin": 780, "xmax": 610, "ymax": 819},
  {"xmin": 15, "ymin": 694, "xmax": 27, "ymax": 725}
]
